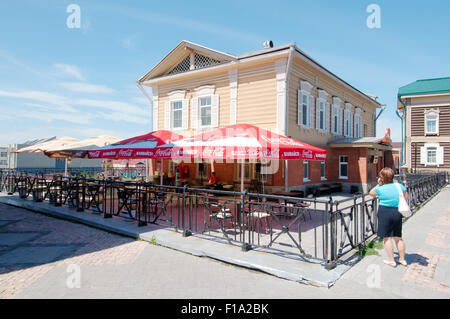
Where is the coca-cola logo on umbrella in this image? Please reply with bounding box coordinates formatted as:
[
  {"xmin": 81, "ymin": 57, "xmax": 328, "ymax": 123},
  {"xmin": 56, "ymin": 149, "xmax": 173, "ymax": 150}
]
[
  {"xmin": 302, "ymin": 150, "xmax": 313, "ymax": 159},
  {"xmin": 89, "ymin": 151, "xmax": 100, "ymax": 158},
  {"xmin": 156, "ymin": 148, "xmax": 172, "ymax": 157},
  {"xmin": 118, "ymin": 149, "xmax": 133, "ymax": 157}
]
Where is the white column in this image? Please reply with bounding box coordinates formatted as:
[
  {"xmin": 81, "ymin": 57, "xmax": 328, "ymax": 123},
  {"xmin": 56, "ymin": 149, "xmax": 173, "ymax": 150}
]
[
  {"xmin": 275, "ymin": 58, "xmax": 288, "ymax": 135},
  {"xmin": 229, "ymin": 69, "xmax": 238, "ymax": 125}
]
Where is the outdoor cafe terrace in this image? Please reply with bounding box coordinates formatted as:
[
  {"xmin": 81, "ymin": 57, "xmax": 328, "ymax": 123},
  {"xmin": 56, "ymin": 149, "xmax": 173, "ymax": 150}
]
[{"xmin": 1, "ymin": 170, "xmax": 447, "ymax": 269}]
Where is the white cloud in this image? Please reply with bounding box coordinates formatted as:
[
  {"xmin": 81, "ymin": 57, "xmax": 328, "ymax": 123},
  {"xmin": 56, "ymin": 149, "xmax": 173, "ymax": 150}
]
[
  {"xmin": 0, "ymin": 89, "xmax": 70, "ymax": 106},
  {"xmin": 53, "ymin": 64, "xmax": 85, "ymax": 81},
  {"xmin": 131, "ymin": 97, "xmax": 149, "ymax": 104},
  {"xmin": 101, "ymin": 112, "xmax": 149, "ymax": 124},
  {"xmin": 0, "ymin": 106, "xmax": 92, "ymax": 125},
  {"xmin": 0, "ymin": 50, "xmax": 42, "ymax": 76},
  {"xmin": 75, "ymin": 99, "xmax": 148, "ymax": 116},
  {"xmin": 23, "ymin": 102, "xmax": 76, "ymax": 113},
  {"xmin": 60, "ymin": 82, "xmax": 115, "ymax": 94}
]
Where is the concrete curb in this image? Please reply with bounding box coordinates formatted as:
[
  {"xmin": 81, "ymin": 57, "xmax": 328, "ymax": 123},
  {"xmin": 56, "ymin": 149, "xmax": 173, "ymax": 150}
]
[{"xmin": 0, "ymin": 194, "xmax": 354, "ymax": 288}]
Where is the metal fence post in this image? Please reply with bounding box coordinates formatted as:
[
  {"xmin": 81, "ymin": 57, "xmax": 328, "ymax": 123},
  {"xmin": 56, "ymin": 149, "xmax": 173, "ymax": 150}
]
[
  {"xmin": 325, "ymin": 197, "xmax": 336, "ymax": 270},
  {"xmin": 182, "ymin": 185, "xmax": 192, "ymax": 237}
]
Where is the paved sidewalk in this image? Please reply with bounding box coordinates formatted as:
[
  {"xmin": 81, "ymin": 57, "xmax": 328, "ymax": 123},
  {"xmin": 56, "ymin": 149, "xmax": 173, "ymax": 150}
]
[
  {"xmin": 0, "ymin": 192, "xmax": 356, "ymax": 288},
  {"xmin": 0, "ymin": 187, "xmax": 449, "ymax": 298},
  {"xmin": 331, "ymin": 186, "xmax": 450, "ymax": 298}
]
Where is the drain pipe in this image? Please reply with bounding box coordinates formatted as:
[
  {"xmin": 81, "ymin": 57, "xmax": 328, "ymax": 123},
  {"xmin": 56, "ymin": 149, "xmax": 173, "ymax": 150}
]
[
  {"xmin": 396, "ymin": 95, "xmax": 407, "ymax": 182},
  {"xmin": 396, "ymin": 96, "xmax": 407, "ymax": 167},
  {"xmin": 284, "ymin": 46, "xmax": 295, "ymax": 192},
  {"xmin": 136, "ymin": 80, "xmax": 154, "ymax": 131}
]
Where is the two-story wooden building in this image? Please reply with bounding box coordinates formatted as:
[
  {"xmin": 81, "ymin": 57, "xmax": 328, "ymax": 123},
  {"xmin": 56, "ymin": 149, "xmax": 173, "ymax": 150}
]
[
  {"xmin": 138, "ymin": 41, "xmax": 392, "ymax": 193},
  {"xmin": 398, "ymin": 77, "xmax": 450, "ymax": 173}
]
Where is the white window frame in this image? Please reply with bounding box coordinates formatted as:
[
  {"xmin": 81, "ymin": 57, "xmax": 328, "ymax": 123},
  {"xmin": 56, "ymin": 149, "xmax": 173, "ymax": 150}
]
[
  {"xmin": 339, "ymin": 155, "xmax": 348, "ymax": 180},
  {"xmin": 192, "ymin": 85, "xmax": 218, "ymax": 129},
  {"xmin": 421, "ymin": 143, "xmax": 444, "ymax": 167},
  {"xmin": 171, "ymin": 100, "xmax": 183, "ymax": 129},
  {"xmin": 344, "ymin": 103, "xmax": 353, "ymax": 138},
  {"xmin": 320, "ymin": 161, "xmax": 327, "ymax": 181},
  {"xmin": 317, "ymin": 90, "xmax": 329, "ymax": 132},
  {"xmin": 332, "ymin": 97, "xmax": 342, "ymax": 136},
  {"xmin": 198, "ymin": 95, "xmax": 213, "ymax": 128},
  {"xmin": 424, "ymin": 109, "xmax": 439, "ymax": 136},
  {"xmin": 298, "ymin": 81, "xmax": 313, "ymax": 129},
  {"xmin": 303, "ymin": 160, "xmax": 310, "ymax": 182},
  {"xmin": 354, "ymin": 108, "xmax": 362, "ymax": 138},
  {"xmin": 427, "ymin": 147, "xmax": 437, "ymax": 164},
  {"xmin": 167, "ymin": 90, "xmax": 188, "ymax": 131}
]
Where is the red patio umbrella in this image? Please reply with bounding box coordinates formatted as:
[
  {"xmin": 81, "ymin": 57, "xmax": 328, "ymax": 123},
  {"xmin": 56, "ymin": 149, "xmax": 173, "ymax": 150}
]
[
  {"xmin": 88, "ymin": 130, "xmax": 185, "ymax": 184},
  {"xmin": 88, "ymin": 130, "xmax": 185, "ymax": 159},
  {"xmin": 155, "ymin": 124, "xmax": 327, "ymax": 161},
  {"xmin": 154, "ymin": 124, "xmax": 327, "ymax": 191}
]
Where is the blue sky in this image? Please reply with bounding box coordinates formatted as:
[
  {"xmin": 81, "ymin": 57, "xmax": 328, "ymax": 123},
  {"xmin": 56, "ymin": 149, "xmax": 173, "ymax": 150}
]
[{"xmin": 1, "ymin": 0, "xmax": 449, "ymax": 145}]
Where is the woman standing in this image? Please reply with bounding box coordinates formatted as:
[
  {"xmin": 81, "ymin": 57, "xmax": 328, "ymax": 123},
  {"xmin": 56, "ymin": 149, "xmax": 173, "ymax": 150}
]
[{"xmin": 369, "ymin": 167, "xmax": 409, "ymax": 267}]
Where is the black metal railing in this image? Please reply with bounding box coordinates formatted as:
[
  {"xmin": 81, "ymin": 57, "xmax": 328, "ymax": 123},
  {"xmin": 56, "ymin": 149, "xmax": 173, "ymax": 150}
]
[{"xmin": 1, "ymin": 170, "xmax": 447, "ymax": 268}]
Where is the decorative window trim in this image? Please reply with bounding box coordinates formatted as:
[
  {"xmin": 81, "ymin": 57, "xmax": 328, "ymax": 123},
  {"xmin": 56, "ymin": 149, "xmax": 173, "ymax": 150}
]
[
  {"xmin": 197, "ymin": 95, "xmax": 213, "ymax": 129},
  {"xmin": 424, "ymin": 109, "xmax": 440, "ymax": 136},
  {"xmin": 300, "ymin": 81, "xmax": 313, "ymax": 94},
  {"xmin": 421, "ymin": 142, "xmax": 444, "ymax": 167},
  {"xmin": 298, "ymin": 81, "xmax": 314, "ymax": 129},
  {"xmin": 168, "ymin": 90, "xmax": 186, "ymax": 100},
  {"xmin": 194, "ymin": 85, "xmax": 215, "ymax": 96},
  {"xmin": 318, "ymin": 89, "xmax": 329, "ymax": 100},
  {"xmin": 191, "ymin": 85, "xmax": 218, "ymax": 129},
  {"xmin": 166, "ymin": 90, "xmax": 188, "ymax": 131}
]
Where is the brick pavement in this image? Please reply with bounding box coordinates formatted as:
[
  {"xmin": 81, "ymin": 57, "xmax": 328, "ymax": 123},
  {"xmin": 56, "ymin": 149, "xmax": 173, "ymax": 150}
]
[
  {"xmin": 1, "ymin": 186, "xmax": 450, "ymax": 299},
  {"xmin": 0, "ymin": 204, "xmax": 147, "ymax": 298}
]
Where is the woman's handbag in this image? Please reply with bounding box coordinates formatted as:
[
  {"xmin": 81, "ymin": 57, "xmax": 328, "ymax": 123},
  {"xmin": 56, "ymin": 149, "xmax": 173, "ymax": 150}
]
[{"xmin": 395, "ymin": 183, "xmax": 412, "ymax": 218}]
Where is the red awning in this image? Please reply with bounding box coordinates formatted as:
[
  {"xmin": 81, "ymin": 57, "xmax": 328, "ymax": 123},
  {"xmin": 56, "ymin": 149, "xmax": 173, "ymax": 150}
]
[
  {"xmin": 88, "ymin": 130, "xmax": 185, "ymax": 159},
  {"xmin": 154, "ymin": 124, "xmax": 327, "ymax": 160}
]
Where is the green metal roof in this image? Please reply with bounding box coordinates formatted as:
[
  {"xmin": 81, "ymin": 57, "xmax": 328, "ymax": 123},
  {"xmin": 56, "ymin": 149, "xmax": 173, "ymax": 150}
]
[{"xmin": 398, "ymin": 77, "xmax": 450, "ymax": 96}]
